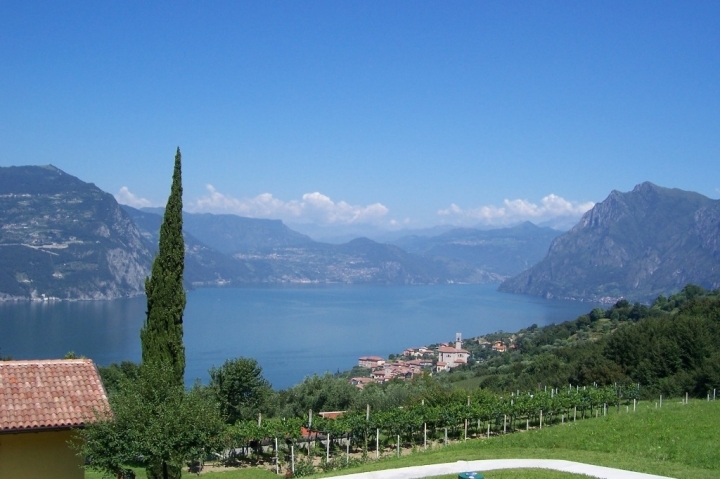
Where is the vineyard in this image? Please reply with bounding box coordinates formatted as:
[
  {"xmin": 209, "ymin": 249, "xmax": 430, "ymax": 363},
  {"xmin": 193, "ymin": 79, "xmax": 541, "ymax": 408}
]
[
  {"xmin": 222, "ymin": 384, "xmax": 656, "ymax": 475},
  {"xmin": 84, "ymin": 396, "xmax": 720, "ymax": 479}
]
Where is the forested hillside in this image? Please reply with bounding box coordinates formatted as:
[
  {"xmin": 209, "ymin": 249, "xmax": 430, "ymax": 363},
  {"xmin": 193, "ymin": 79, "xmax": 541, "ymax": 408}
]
[{"xmin": 456, "ymin": 285, "xmax": 720, "ymax": 398}]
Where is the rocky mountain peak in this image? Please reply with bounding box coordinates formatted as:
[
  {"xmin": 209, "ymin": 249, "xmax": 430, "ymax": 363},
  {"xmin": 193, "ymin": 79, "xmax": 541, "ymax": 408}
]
[
  {"xmin": 500, "ymin": 183, "xmax": 720, "ymax": 302},
  {"xmin": 632, "ymin": 181, "xmax": 661, "ymax": 194}
]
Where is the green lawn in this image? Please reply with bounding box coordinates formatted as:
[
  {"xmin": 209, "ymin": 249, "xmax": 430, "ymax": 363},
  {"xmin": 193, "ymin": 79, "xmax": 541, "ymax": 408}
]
[{"xmin": 86, "ymin": 399, "xmax": 719, "ymax": 479}]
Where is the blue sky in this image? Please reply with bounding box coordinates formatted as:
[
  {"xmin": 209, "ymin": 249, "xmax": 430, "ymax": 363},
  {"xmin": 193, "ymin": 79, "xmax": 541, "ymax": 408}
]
[{"xmin": 1, "ymin": 1, "xmax": 718, "ymax": 233}]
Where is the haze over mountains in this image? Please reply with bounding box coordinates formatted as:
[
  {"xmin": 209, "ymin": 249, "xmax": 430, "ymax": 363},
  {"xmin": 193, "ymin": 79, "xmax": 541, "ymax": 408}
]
[
  {"xmin": 0, "ymin": 166, "xmax": 718, "ymax": 303},
  {"xmin": 391, "ymin": 222, "xmax": 561, "ymax": 278},
  {"xmin": 123, "ymin": 206, "xmax": 507, "ymax": 287}
]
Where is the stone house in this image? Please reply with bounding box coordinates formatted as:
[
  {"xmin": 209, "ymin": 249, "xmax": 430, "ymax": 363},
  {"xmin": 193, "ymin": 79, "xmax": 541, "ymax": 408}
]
[
  {"xmin": 436, "ymin": 345, "xmax": 470, "ymax": 369},
  {"xmin": 358, "ymin": 356, "xmax": 385, "ymax": 368},
  {"xmin": 492, "ymin": 340, "xmax": 508, "ymax": 353}
]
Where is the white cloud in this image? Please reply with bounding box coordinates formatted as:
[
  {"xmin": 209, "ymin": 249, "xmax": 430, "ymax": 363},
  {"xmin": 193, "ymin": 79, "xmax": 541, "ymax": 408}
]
[
  {"xmin": 115, "ymin": 187, "xmax": 154, "ymax": 208},
  {"xmin": 189, "ymin": 185, "xmax": 390, "ymax": 225},
  {"xmin": 438, "ymin": 194, "xmax": 595, "ymax": 226}
]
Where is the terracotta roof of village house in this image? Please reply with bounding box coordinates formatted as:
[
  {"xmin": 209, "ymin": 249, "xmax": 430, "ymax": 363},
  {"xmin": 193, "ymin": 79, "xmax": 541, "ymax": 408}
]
[
  {"xmin": 0, "ymin": 359, "xmax": 110, "ymax": 433},
  {"xmin": 437, "ymin": 346, "xmax": 469, "ymax": 353}
]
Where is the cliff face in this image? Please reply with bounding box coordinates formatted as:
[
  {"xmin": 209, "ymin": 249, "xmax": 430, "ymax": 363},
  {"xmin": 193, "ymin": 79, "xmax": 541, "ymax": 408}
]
[
  {"xmin": 0, "ymin": 165, "xmax": 152, "ymax": 300},
  {"xmin": 499, "ymin": 182, "xmax": 720, "ymax": 302}
]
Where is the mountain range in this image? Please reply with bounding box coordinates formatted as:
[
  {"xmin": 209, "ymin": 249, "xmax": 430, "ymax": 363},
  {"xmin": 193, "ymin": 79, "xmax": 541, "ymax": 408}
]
[
  {"xmin": 124, "ymin": 207, "xmax": 502, "ymax": 286},
  {"xmin": 0, "ymin": 165, "xmax": 556, "ymax": 299},
  {"xmin": 391, "ymin": 222, "xmax": 561, "ymax": 277},
  {"xmin": 1, "ymin": 166, "xmax": 717, "ymax": 303}
]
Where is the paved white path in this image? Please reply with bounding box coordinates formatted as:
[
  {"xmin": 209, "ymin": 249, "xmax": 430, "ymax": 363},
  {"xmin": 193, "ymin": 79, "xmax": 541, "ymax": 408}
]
[{"xmin": 332, "ymin": 459, "xmax": 674, "ymax": 479}]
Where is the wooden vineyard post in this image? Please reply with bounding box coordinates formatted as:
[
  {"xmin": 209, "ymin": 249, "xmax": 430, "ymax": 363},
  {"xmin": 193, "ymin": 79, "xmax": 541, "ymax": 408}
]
[
  {"xmin": 376, "ymin": 428, "xmax": 379, "ymax": 459},
  {"xmin": 365, "ymin": 404, "xmax": 369, "ymax": 457},
  {"xmin": 308, "ymin": 410, "xmax": 313, "ymax": 455},
  {"xmin": 465, "ymin": 396, "xmax": 470, "ymax": 441}
]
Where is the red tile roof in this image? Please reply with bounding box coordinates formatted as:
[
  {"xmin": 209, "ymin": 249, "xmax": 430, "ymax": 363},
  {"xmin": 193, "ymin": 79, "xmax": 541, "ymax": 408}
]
[
  {"xmin": 437, "ymin": 346, "xmax": 469, "ymax": 353},
  {"xmin": 0, "ymin": 359, "xmax": 110, "ymax": 433}
]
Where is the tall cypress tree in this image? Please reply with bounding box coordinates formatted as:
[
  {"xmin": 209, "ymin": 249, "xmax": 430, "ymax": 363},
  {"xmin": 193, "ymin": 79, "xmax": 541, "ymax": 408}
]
[{"xmin": 141, "ymin": 147, "xmax": 186, "ymax": 386}]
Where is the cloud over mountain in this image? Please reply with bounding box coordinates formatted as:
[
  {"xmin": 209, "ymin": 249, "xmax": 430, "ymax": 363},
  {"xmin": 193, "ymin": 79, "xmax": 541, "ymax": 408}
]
[
  {"xmin": 115, "ymin": 186, "xmax": 154, "ymax": 208},
  {"xmin": 438, "ymin": 194, "xmax": 594, "ymax": 226},
  {"xmin": 188, "ymin": 184, "xmax": 390, "ymax": 225}
]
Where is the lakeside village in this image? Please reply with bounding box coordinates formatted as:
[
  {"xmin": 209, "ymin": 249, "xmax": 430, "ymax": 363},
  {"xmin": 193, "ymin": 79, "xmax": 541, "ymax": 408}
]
[{"xmin": 349, "ymin": 332, "xmax": 516, "ymax": 388}]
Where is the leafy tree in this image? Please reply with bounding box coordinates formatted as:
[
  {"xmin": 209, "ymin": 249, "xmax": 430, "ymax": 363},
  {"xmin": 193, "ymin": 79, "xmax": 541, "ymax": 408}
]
[
  {"xmin": 351, "ymin": 380, "xmax": 414, "ymax": 412},
  {"xmin": 75, "ymin": 361, "xmax": 224, "ymax": 479},
  {"xmin": 98, "ymin": 361, "xmax": 141, "ymax": 396},
  {"xmin": 209, "ymin": 357, "xmax": 273, "ymax": 424},
  {"xmin": 141, "ymin": 147, "xmax": 186, "ymax": 386},
  {"xmin": 276, "ymin": 373, "xmax": 356, "ymax": 418}
]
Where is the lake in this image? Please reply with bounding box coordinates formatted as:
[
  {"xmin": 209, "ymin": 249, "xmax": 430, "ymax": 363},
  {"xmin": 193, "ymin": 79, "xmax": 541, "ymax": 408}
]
[{"xmin": 0, "ymin": 284, "xmax": 599, "ymax": 389}]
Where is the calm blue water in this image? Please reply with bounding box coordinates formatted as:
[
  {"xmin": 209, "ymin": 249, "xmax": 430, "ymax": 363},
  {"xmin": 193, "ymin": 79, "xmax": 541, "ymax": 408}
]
[{"xmin": 0, "ymin": 284, "xmax": 598, "ymax": 389}]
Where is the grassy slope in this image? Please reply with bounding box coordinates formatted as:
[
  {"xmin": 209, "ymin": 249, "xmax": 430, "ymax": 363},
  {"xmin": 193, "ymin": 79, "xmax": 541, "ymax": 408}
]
[
  {"xmin": 484, "ymin": 401, "xmax": 718, "ymax": 472},
  {"xmin": 85, "ymin": 400, "xmax": 718, "ymax": 479}
]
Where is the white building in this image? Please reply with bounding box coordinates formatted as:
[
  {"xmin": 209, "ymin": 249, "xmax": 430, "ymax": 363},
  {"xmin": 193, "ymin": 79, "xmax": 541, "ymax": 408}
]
[{"xmin": 435, "ymin": 333, "xmax": 469, "ymax": 371}]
